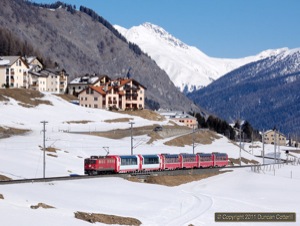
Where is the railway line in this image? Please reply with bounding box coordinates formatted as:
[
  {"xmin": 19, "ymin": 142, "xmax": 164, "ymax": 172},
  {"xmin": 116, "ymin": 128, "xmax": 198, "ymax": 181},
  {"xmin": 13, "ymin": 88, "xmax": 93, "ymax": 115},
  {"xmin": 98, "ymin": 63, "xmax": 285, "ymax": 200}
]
[{"xmin": 0, "ymin": 164, "xmax": 260, "ymax": 185}]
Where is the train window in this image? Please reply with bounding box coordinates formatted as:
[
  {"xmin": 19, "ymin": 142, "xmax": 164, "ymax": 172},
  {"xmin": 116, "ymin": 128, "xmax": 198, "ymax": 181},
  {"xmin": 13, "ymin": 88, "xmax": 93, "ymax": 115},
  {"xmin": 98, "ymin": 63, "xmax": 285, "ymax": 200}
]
[
  {"xmin": 183, "ymin": 156, "xmax": 196, "ymax": 162},
  {"xmin": 85, "ymin": 159, "xmax": 96, "ymax": 164},
  {"xmin": 120, "ymin": 157, "xmax": 137, "ymax": 165},
  {"xmin": 144, "ymin": 156, "xmax": 159, "ymax": 164},
  {"xmin": 215, "ymin": 154, "xmax": 227, "ymax": 161},
  {"xmin": 165, "ymin": 156, "xmax": 179, "ymax": 163},
  {"xmin": 200, "ymin": 156, "xmax": 212, "ymax": 161}
]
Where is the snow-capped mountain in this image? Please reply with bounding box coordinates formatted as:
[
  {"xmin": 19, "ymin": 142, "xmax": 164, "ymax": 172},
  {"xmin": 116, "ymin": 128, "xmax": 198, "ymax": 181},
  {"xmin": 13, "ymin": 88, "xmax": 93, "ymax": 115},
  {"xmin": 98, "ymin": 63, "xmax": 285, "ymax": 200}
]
[{"xmin": 115, "ymin": 22, "xmax": 287, "ymax": 93}]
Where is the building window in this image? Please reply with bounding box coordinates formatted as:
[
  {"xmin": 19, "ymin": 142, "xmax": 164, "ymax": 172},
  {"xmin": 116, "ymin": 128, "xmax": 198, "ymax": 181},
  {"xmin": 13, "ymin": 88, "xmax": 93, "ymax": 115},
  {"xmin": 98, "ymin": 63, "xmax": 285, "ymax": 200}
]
[
  {"xmin": 94, "ymin": 104, "xmax": 98, "ymax": 108},
  {"xmin": 94, "ymin": 97, "xmax": 98, "ymax": 101},
  {"xmin": 85, "ymin": 97, "xmax": 87, "ymax": 101}
]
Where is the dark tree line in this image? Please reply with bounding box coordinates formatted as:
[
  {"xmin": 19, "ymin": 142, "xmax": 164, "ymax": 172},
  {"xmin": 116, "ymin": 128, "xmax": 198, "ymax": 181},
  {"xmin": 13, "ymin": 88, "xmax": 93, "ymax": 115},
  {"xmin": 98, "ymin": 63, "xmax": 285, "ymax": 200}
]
[
  {"xmin": 0, "ymin": 27, "xmax": 51, "ymax": 67},
  {"xmin": 79, "ymin": 6, "xmax": 142, "ymax": 56},
  {"xmin": 26, "ymin": 1, "xmax": 76, "ymax": 14},
  {"xmin": 193, "ymin": 113, "xmax": 235, "ymax": 140},
  {"xmin": 145, "ymin": 98, "xmax": 160, "ymax": 110},
  {"xmin": 234, "ymin": 120, "xmax": 261, "ymax": 141},
  {"xmin": 193, "ymin": 112, "xmax": 260, "ymax": 141}
]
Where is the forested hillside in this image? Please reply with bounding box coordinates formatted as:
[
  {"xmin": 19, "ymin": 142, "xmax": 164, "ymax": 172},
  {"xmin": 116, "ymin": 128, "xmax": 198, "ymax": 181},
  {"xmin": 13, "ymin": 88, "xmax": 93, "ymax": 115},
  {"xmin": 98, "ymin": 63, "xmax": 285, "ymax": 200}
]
[
  {"xmin": 0, "ymin": 0, "xmax": 199, "ymax": 111},
  {"xmin": 188, "ymin": 49, "xmax": 300, "ymax": 136}
]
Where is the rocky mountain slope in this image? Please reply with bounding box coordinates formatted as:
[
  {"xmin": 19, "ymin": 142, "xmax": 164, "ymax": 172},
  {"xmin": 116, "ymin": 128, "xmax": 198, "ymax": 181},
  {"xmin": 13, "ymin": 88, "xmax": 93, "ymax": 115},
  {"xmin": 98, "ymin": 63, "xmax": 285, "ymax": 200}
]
[
  {"xmin": 0, "ymin": 0, "xmax": 198, "ymax": 111},
  {"xmin": 115, "ymin": 23, "xmax": 285, "ymax": 93},
  {"xmin": 188, "ymin": 48, "xmax": 300, "ymax": 136}
]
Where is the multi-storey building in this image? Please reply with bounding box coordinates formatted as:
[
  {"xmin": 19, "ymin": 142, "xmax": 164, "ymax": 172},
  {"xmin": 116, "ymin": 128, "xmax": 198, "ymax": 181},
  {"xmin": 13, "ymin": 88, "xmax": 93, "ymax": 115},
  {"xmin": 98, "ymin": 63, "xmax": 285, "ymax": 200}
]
[
  {"xmin": 68, "ymin": 74, "xmax": 110, "ymax": 96},
  {"xmin": 0, "ymin": 56, "xmax": 29, "ymax": 88},
  {"xmin": 78, "ymin": 77, "xmax": 146, "ymax": 110},
  {"xmin": 0, "ymin": 56, "xmax": 68, "ymax": 94},
  {"xmin": 263, "ymin": 130, "xmax": 286, "ymax": 146},
  {"xmin": 29, "ymin": 68, "xmax": 68, "ymax": 94}
]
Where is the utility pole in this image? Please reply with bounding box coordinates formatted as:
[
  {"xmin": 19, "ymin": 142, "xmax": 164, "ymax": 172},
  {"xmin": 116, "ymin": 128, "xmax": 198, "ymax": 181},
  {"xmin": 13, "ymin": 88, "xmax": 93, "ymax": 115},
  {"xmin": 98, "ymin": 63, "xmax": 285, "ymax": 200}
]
[
  {"xmin": 239, "ymin": 122, "xmax": 242, "ymax": 166},
  {"xmin": 251, "ymin": 131, "xmax": 253, "ymax": 155},
  {"xmin": 262, "ymin": 130, "xmax": 265, "ymax": 165},
  {"xmin": 129, "ymin": 122, "xmax": 135, "ymax": 155},
  {"xmin": 41, "ymin": 121, "xmax": 48, "ymax": 179},
  {"xmin": 274, "ymin": 129, "xmax": 277, "ymax": 164},
  {"xmin": 192, "ymin": 124, "xmax": 195, "ymax": 154}
]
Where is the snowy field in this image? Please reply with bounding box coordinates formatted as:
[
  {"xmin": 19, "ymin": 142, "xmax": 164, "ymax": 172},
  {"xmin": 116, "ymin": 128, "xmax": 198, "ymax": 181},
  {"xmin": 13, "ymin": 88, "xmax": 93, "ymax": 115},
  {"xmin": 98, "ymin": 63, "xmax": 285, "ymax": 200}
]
[{"xmin": 1, "ymin": 93, "xmax": 299, "ymax": 225}]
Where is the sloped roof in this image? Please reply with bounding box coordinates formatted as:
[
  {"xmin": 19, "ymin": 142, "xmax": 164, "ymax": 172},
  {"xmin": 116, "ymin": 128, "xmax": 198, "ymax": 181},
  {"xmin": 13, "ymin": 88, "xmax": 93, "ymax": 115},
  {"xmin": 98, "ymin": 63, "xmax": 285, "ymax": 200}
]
[
  {"xmin": 69, "ymin": 74, "xmax": 109, "ymax": 85},
  {"xmin": 117, "ymin": 78, "xmax": 147, "ymax": 90},
  {"xmin": 78, "ymin": 85, "xmax": 106, "ymax": 95},
  {"xmin": 0, "ymin": 59, "xmax": 10, "ymax": 66},
  {"xmin": 0, "ymin": 56, "xmax": 29, "ymax": 68}
]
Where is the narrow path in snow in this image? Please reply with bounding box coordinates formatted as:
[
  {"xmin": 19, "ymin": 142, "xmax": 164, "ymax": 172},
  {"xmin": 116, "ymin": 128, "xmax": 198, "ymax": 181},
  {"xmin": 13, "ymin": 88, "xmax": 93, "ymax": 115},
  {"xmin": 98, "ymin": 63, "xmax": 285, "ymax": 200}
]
[{"xmin": 164, "ymin": 190, "xmax": 213, "ymax": 226}]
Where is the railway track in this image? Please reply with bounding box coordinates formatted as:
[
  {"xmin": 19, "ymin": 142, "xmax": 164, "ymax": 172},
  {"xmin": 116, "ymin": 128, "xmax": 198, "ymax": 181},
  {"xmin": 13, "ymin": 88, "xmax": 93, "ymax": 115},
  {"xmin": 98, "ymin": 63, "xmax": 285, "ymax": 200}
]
[{"xmin": 0, "ymin": 164, "xmax": 271, "ymax": 185}]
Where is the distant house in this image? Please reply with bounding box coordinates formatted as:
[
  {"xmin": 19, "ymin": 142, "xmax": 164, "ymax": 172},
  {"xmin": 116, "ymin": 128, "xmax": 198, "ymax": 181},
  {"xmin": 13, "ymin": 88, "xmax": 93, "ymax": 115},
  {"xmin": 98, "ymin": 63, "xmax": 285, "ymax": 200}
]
[
  {"xmin": 29, "ymin": 68, "xmax": 69, "ymax": 94},
  {"xmin": 78, "ymin": 77, "xmax": 146, "ymax": 110},
  {"xmin": 25, "ymin": 56, "xmax": 44, "ymax": 70},
  {"xmin": 158, "ymin": 111, "xmax": 197, "ymax": 128},
  {"xmin": 0, "ymin": 56, "xmax": 29, "ymax": 88},
  {"xmin": 264, "ymin": 130, "xmax": 286, "ymax": 146},
  {"xmin": 68, "ymin": 74, "xmax": 111, "ymax": 96}
]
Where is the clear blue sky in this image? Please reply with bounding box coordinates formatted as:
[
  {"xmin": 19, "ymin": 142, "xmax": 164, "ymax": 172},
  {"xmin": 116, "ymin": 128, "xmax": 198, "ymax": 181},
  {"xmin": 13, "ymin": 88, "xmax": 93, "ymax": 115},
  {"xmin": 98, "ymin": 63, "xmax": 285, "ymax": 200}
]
[{"xmin": 33, "ymin": 0, "xmax": 300, "ymax": 58}]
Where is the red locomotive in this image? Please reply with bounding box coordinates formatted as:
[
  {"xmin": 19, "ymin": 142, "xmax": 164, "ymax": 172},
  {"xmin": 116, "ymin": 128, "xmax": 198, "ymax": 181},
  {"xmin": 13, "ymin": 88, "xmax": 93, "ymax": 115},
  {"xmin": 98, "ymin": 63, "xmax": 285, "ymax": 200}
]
[{"xmin": 84, "ymin": 152, "xmax": 228, "ymax": 175}]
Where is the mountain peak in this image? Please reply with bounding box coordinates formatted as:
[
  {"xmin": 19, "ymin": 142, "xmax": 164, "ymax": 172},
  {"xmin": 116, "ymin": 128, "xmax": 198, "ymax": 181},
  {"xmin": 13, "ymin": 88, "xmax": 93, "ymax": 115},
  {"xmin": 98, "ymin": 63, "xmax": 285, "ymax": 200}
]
[{"xmin": 141, "ymin": 22, "xmax": 188, "ymax": 49}]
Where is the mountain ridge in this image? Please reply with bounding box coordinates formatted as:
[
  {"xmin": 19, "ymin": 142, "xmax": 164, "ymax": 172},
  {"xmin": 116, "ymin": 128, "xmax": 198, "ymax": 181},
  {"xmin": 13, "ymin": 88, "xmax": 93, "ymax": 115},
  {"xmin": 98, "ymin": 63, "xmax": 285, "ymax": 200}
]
[
  {"xmin": 115, "ymin": 22, "xmax": 289, "ymax": 93},
  {"xmin": 187, "ymin": 49, "xmax": 300, "ymax": 136}
]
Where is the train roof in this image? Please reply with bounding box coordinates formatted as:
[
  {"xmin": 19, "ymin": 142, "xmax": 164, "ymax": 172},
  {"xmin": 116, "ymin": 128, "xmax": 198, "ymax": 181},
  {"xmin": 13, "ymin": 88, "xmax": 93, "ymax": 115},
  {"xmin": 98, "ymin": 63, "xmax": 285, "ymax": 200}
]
[
  {"xmin": 141, "ymin": 154, "xmax": 159, "ymax": 158},
  {"xmin": 180, "ymin": 153, "xmax": 196, "ymax": 156},
  {"xmin": 197, "ymin": 153, "xmax": 213, "ymax": 156},
  {"xmin": 214, "ymin": 153, "xmax": 228, "ymax": 156},
  {"xmin": 119, "ymin": 155, "xmax": 138, "ymax": 159},
  {"xmin": 162, "ymin": 154, "xmax": 179, "ymax": 158}
]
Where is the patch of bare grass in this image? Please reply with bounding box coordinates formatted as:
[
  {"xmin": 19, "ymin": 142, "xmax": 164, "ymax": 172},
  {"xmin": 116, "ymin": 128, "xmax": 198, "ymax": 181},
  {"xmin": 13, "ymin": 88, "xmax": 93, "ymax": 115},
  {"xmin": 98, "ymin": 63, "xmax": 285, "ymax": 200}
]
[
  {"xmin": 0, "ymin": 194, "xmax": 4, "ymax": 199},
  {"xmin": 0, "ymin": 174, "xmax": 11, "ymax": 181},
  {"xmin": 0, "ymin": 88, "xmax": 52, "ymax": 107},
  {"xmin": 104, "ymin": 118, "xmax": 133, "ymax": 123},
  {"xmin": 229, "ymin": 157, "xmax": 259, "ymax": 165},
  {"xmin": 39, "ymin": 146, "xmax": 60, "ymax": 153},
  {"xmin": 289, "ymin": 149, "xmax": 300, "ymax": 154},
  {"xmin": 89, "ymin": 125, "xmax": 155, "ymax": 139},
  {"xmin": 249, "ymin": 145, "xmax": 261, "ymax": 148},
  {"xmin": 0, "ymin": 126, "xmax": 30, "ymax": 139},
  {"xmin": 164, "ymin": 130, "xmax": 221, "ymax": 147},
  {"xmin": 74, "ymin": 211, "xmax": 141, "ymax": 225},
  {"xmin": 64, "ymin": 120, "xmax": 93, "ymax": 124},
  {"xmin": 146, "ymin": 131, "xmax": 163, "ymax": 144},
  {"xmin": 116, "ymin": 109, "xmax": 165, "ymax": 121},
  {"xmin": 128, "ymin": 170, "xmax": 232, "ymax": 186},
  {"xmin": 30, "ymin": 203, "xmax": 55, "ymax": 209},
  {"xmin": 55, "ymin": 94, "xmax": 78, "ymax": 102}
]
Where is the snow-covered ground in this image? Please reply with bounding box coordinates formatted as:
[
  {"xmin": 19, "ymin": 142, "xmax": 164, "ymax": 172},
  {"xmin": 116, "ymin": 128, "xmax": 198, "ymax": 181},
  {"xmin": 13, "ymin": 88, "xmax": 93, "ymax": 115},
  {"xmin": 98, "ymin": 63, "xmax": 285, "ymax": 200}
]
[{"xmin": 1, "ymin": 93, "xmax": 299, "ymax": 225}]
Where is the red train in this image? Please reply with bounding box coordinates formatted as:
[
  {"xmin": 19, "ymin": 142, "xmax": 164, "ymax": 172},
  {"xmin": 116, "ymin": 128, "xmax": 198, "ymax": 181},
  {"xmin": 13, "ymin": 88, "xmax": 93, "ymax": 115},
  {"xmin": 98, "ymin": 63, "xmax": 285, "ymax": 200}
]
[{"xmin": 84, "ymin": 152, "xmax": 228, "ymax": 175}]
